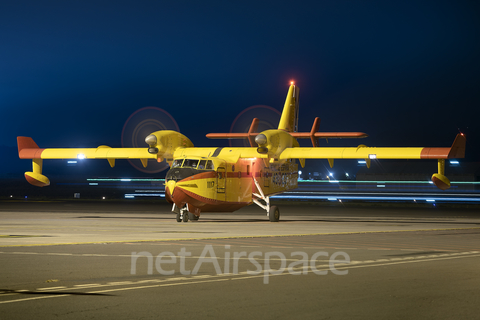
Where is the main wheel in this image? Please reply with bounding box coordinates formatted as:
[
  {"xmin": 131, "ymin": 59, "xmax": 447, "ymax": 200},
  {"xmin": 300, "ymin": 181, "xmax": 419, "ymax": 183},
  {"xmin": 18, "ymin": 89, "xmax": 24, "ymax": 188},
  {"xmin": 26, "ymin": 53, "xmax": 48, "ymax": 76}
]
[
  {"xmin": 176, "ymin": 211, "xmax": 182, "ymax": 222},
  {"xmin": 182, "ymin": 211, "xmax": 189, "ymax": 222},
  {"xmin": 269, "ymin": 206, "xmax": 280, "ymax": 222}
]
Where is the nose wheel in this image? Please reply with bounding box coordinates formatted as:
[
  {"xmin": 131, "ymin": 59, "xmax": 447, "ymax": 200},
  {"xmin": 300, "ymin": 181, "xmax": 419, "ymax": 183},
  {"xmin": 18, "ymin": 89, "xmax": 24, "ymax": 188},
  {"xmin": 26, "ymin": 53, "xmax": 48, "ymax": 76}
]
[
  {"xmin": 176, "ymin": 207, "xmax": 189, "ymax": 222},
  {"xmin": 174, "ymin": 205, "xmax": 199, "ymax": 222}
]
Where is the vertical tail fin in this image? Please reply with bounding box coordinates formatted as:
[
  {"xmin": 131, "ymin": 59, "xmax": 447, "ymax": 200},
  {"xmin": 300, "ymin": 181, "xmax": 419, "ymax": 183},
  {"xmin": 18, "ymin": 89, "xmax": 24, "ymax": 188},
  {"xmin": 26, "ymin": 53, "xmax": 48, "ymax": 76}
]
[{"xmin": 278, "ymin": 84, "xmax": 299, "ymax": 132}]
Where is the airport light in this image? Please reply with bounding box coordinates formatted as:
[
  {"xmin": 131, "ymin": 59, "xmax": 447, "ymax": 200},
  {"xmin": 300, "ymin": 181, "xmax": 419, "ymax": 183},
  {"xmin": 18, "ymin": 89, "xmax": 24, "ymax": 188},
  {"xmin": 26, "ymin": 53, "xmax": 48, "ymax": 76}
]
[
  {"xmin": 449, "ymin": 160, "xmax": 459, "ymax": 165},
  {"xmin": 358, "ymin": 160, "xmax": 366, "ymax": 165},
  {"xmin": 77, "ymin": 154, "xmax": 85, "ymax": 159},
  {"xmin": 345, "ymin": 173, "xmax": 349, "ymax": 177}
]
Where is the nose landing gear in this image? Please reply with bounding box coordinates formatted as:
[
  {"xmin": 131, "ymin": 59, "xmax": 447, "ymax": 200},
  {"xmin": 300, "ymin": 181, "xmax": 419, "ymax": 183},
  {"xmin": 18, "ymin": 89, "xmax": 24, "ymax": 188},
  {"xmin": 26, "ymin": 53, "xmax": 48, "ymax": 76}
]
[{"xmin": 173, "ymin": 204, "xmax": 199, "ymax": 222}]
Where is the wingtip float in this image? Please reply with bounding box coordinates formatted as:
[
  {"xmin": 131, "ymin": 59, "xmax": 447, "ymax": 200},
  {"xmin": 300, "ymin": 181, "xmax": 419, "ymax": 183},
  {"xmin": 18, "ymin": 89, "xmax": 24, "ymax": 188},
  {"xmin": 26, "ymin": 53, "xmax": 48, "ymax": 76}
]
[{"xmin": 17, "ymin": 83, "xmax": 466, "ymax": 221}]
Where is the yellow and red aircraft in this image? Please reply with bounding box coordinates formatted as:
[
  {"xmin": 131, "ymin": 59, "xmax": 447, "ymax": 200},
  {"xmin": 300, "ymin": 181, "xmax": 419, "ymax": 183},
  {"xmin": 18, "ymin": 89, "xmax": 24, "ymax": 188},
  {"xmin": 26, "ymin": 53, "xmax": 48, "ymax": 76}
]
[{"xmin": 17, "ymin": 82, "xmax": 466, "ymax": 222}]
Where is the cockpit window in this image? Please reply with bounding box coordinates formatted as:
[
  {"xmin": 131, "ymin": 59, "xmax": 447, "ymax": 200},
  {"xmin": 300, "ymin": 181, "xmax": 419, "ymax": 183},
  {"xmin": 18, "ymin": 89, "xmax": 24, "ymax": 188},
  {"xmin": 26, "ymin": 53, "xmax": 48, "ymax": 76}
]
[
  {"xmin": 196, "ymin": 160, "xmax": 214, "ymax": 170},
  {"xmin": 171, "ymin": 158, "xmax": 214, "ymax": 170},
  {"xmin": 172, "ymin": 159, "xmax": 184, "ymax": 168},
  {"xmin": 206, "ymin": 160, "xmax": 214, "ymax": 170},
  {"xmin": 183, "ymin": 159, "xmax": 199, "ymax": 168},
  {"xmin": 198, "ymin": 160, "xmax": 207, "ymax": 169}
]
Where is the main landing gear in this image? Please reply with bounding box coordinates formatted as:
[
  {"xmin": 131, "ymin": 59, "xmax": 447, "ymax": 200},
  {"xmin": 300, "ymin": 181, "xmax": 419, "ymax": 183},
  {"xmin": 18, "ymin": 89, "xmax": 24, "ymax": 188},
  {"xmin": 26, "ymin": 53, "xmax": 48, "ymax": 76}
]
[
  {"xmin": 173, "ymin": 204, "xmax": 199, "ymax": 223},
  {"xmin": 253, "ymin": 178, "xmax": 280, "ymax": 222},
  {"xmin": 269, "ymin": 205, "xmax": 280, "ymax": 222}
]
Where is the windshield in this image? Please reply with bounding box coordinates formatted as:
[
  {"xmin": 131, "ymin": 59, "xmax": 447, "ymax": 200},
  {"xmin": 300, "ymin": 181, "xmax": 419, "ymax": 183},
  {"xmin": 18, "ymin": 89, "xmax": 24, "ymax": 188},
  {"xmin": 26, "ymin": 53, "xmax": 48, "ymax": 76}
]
[
  {"xmin": 171, "ymin": 159, "xmax": 214, "ymax": 170},
  {"xmin": 172, "ymin": 159, "xmax": 184, "ymax": 168},
  {"xmin": 183, "ymin": 159, "xmax": 199, "ymax": 168}
]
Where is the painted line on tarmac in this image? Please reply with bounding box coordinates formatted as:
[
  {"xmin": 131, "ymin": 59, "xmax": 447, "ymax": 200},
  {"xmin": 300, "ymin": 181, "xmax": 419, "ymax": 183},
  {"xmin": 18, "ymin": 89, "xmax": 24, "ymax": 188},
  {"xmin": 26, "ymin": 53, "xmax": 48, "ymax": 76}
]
[
  {"xmin": 1, "ymin": 251, "xmax": 479, "ymax": 304},
  {"xmin": 0, "ymin": 251, "xmax": 332, "ymax": 262},
  {"xmin": 1, "ymin": 227, "xmax": 480, "ymax": 247}
]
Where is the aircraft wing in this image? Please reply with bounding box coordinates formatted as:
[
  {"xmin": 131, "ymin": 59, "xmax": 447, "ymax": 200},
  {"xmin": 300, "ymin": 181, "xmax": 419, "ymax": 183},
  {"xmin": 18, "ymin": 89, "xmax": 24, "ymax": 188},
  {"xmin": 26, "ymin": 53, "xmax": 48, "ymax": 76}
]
[
  {"xmin": 279, "ymin": 133, "xmax": 466, "ymax": 161},
  {"xmin": 174, "ymin": 147, "xmax": 268, "ymax": 163},
  {"xmin": 19, "ymin": 147, "xmax": 156, "ymax": 160},
  {"xmin": 18, "ymin": 137, "xmax": 156, "ymax": 161},
  {"xmin": 17, "ymin": 136, "xmax": 158, "ymax": 187}
]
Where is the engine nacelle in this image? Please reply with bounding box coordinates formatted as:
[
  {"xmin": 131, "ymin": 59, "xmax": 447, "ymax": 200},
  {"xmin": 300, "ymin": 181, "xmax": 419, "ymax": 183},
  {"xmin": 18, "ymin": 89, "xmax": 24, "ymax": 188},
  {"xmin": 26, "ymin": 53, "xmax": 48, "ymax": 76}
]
[
  {"xmin": 145, "ymin": 130, "xmax": 194, "ymax": 162},
  {"xmin": 254, "ymin": 129, "xmax": 299, "ymax": 159}
]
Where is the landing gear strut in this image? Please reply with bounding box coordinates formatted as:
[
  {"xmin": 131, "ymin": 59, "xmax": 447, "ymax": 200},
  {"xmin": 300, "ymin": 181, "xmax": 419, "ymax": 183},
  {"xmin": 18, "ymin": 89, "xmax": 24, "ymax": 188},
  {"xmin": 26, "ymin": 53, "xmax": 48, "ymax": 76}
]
[{"xmin": 253, "ymin": 177, "xmax": 280, "ymax": 222}]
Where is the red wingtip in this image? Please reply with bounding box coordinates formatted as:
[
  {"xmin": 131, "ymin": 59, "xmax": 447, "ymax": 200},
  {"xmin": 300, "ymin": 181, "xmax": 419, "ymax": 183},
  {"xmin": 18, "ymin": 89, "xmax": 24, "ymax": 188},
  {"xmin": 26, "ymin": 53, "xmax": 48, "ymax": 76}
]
[
  {"xmin": 448, "ymin": 133, "xmax": 466, "ymax": 158},
  {"xmin": 17, "ymin": 137, "xmax": 39, "ymax": 153}
]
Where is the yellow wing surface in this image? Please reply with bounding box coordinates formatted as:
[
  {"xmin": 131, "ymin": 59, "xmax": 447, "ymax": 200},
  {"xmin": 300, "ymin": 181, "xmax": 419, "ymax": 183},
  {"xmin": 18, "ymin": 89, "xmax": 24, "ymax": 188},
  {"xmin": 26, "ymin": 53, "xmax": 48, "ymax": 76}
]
[
  {"xmin": 18, "ymin": 136, "xmax": 163, "ymax": 187},
  {"xmin": 279, "ymin": 135, "xmax": 466, "ymax": 161}
]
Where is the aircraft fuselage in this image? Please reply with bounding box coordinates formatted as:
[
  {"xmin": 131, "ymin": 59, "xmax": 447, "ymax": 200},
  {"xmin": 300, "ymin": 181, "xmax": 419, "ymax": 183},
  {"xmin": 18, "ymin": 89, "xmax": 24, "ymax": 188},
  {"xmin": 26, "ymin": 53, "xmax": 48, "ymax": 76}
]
[{"xmin": 165, "ymin": 156, "xmax": 298, "ymax": 216}]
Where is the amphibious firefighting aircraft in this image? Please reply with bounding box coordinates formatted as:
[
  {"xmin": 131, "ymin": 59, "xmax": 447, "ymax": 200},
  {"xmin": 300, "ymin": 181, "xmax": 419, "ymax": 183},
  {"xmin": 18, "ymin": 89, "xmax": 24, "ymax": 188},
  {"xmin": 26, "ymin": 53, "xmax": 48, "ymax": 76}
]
[{"xmin": 17, "ymin": 82, "xmax": 466, "ymax": 222}]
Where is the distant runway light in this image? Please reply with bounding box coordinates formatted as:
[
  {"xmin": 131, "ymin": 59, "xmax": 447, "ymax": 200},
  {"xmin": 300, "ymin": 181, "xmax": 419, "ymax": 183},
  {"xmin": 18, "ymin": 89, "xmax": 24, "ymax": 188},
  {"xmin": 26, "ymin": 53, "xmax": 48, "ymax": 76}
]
[
  {"xmin": 449, "ymin": 160, "xmax": 459, "ymax": 165},
  {"xmin": 102, "ymin": 197, "xmax": 106, "ymax": 200},
  {"xmin": 358, "ymin": 160, "xmax": 366, "ymax": 164},
  {"xmin": 77, "ymin": 154, "xmax": 85, "ymax": 159}
]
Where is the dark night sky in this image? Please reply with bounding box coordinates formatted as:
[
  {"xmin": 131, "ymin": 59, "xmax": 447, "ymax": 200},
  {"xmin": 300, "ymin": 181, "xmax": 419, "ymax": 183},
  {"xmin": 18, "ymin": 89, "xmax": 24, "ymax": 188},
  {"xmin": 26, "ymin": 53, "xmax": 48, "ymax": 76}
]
[{"xmin": 2, "ymin": 1, "xmax": 479, "ymax": 176}]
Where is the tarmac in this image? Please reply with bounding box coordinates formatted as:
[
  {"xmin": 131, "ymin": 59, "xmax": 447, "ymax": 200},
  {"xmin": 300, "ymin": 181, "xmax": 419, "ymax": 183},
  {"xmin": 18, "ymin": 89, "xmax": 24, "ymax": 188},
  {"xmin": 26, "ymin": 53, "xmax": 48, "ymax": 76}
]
[{"xmin": 1, "ymin": 200, "xmax": 479, "ymax": 319}]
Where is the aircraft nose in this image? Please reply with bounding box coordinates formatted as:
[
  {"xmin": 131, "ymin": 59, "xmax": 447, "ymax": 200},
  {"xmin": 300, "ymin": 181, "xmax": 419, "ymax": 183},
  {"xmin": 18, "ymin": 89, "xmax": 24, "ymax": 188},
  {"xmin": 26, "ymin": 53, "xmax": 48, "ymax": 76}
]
[{"xmin": 166, "ymin": 180, "xmax": 176, "ymax": 197}]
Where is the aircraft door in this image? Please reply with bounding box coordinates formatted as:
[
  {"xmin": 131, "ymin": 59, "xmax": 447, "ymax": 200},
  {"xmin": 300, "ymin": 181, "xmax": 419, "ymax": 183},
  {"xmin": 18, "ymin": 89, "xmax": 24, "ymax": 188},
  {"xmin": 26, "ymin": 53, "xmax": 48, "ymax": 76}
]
[{"xmin": 217, "ymin": 167, "xmax": 226, "ymax": 201}]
